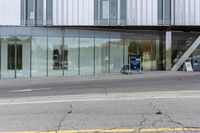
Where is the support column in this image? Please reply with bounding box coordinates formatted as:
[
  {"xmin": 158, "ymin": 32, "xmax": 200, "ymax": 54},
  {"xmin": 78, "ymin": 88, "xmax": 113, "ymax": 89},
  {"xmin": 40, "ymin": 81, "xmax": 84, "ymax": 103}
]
[{"xmin": 165, "ymin": 31, "xmax": 172, "ymax": 71}]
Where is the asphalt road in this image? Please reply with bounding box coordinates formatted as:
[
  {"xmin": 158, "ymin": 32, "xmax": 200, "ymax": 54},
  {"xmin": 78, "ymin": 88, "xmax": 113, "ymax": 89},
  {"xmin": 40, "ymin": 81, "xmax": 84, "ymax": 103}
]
[
  {"xmin": 0, "ymin": 72, "xmax": 200, "ymax": 99},
  {"xmin": 0, "ymin": 72, "xmax": 200, "ymax": 133}
]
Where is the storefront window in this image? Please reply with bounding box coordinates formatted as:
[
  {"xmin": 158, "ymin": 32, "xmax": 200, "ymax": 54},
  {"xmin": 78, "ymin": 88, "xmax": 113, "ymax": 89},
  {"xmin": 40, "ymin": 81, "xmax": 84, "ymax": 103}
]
[
  {"xmin": 48, "ymin": 37, "xmax": 63, "ymax": 76},
  {"xmin": 1, "ymin": 36, "xmax": 16, "ymax": 78},
  {"xmin": 172, "ymin": 32, "xmax": 199, "ymax": 70},
  {"xmin": 95, "ymin": 38, "xmax": 109, "ymax": 74},
  {"xmin": 110, "ymin": 38, "xmax": 123, "ymax": 73},
  {"xmin": 16, "ymin": 37, "xmax": 31, "ymax": 78},
  {"xmin": 64, "ymin": 38, "xmax": 79, "ymax": 76},
  {"xmin": 80, "ymin": 38, "xmax": 94, "ymax": 75},
  {"xmin": 32, "ymin": 37, "xmax": 47, "ymax": 77}
]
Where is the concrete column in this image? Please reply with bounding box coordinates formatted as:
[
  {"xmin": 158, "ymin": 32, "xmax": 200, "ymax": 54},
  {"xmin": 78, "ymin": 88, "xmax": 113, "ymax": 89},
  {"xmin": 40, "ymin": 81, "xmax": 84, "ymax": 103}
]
[{"xmin": 165, "ymin": 31, "xmax": 172, "ymax": 71}]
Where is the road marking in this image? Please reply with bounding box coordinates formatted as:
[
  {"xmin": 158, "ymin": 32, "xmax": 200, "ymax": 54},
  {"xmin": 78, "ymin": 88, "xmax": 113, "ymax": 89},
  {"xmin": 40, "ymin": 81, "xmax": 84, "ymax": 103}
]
[
  {"xmin": 2, "ymin": 128, "xmax": 200, "ymax": 133},
  {"xmin": 8, "ymin": 88, "xmax": 52, "ymax": 93},
  {"xmin": 1, "ymin": 91, "xmax": 200, "ymax": 105}
]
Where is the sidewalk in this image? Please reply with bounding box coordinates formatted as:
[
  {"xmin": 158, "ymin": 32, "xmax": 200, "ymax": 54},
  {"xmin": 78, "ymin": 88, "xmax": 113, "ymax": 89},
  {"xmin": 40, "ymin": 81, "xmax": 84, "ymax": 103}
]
[{"xmin": 0, "ymin": 71, "xmax": 199, "ymax": 87}]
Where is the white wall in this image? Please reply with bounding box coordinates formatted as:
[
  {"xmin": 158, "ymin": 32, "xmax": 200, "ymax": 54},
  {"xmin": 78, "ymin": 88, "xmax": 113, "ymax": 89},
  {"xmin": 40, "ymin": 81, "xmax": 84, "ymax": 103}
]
[
  {"xmin": 0, "ymin": 0, "xmax": 21, "ymax": 25},
  {"xmin": 53, "ymin": 0, "xmax": 94, "ymax": 25},
  {"xmin": 174, "ymin": 0, "xmax": 200, "ymax": 25},
  {"xmin": 126, "ymin": 0, "xmax": 158, "ymax": 26}
]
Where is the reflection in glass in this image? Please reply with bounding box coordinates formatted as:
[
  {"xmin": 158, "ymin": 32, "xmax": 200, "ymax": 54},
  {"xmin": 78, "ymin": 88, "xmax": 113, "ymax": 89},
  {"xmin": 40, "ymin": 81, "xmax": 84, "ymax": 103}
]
[
  {"xmin": 7, "ymin": 44, "xmax": 16, "ymax": 70},
  {"xmin": 32, "ymin": 37, "xmax": 47, "ymax": 77},
  {"xmin": 95, "ymin": 38, "xmax": 109, "ymax": 74},
  {"xmin": 64, "ymin": 38, "xmax": 79, "ymax": 76},
  {"xmin": 16, "ymin": 37, "xmax": 31, "ymax": 78},
  {"xmin": 1, "ymin": 36, "xmax": 16, "ymax": 78},
  {"xmin": 110, "ymin": 0, "xmax": 118, "ymax": 25},
  {"xmin": 124, "ymin": 39, "xmax": 165, "ymax": 71},
  {"xmin": 48, "ymin": 37, "xmax": 63, "ymax": 76},
  {"xmin": 110, "ymin": 38, "xmax": 123, "ymax": 73},
  {"xmin": 80, "ymin": 38, "xmax": 94, "ymax": 75}
]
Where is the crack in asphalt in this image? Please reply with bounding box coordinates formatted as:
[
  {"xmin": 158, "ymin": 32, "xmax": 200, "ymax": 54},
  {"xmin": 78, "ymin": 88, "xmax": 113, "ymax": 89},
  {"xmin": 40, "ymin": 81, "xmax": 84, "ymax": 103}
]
[
  {"xmin": 55, "ymin": 104, "xmax": 73, "ymax": 133},
  {"xmin": 149, "ymin": 100, "xmax": 188, "ymax": 133}
]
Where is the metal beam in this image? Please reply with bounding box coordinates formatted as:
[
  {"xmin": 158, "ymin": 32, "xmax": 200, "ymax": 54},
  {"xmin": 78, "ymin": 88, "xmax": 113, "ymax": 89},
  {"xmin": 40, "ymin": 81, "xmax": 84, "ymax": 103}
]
[{"xmin": 171, "ymin": 36, "xmax": 200, "ymax": 71}]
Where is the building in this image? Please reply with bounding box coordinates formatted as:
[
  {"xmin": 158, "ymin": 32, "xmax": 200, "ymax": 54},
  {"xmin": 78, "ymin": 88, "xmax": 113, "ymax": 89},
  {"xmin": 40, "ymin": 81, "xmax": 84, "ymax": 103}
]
[{"xmin": 0, "ymin": 0, "xmax": 200, "ymax": 78}]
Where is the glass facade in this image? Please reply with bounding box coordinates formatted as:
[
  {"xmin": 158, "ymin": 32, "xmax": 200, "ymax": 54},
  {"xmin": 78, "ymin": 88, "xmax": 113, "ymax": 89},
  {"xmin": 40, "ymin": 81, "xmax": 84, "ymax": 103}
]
[
  {"xmin": 0, "ymin": 27, "xmax": 166, "ymax": 78},
  {"xmin": 64, "ymin": 37, "xmax": 79, "ymax": 76},
  {"xmin": 172, "ymin": 32, "xmax": 199, "ymax": 70},
  {"xmin": 32, "ymin": 37, "xmax": 47, "ymax": 77},
  {"xmin": 94, "ymin": 0, "xmax": 127, "ymax": 25},
  {"xmin": 158, "ymin": 0, "xmax": 171, "ymax": 25},
  {"xmin": 21, "ymin": 0, "xmax": 53, "ymax": 25}
]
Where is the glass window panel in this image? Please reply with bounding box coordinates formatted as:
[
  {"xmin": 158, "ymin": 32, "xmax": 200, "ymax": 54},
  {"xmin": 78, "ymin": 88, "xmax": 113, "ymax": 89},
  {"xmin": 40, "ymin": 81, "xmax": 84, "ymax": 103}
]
[
  {"xmin": 36, "ymin": 0, "xmax": 44, "ymax": 25},
  {"xmin": 7, "ymin": 44, "xmax": 15, "ymax": 70},
  {"xmin": 32, "ymin": 37, "xmax": 47, "ymax": 77},
  {"xmin": 64, "ymin": 38, "xmax": 79, "ymax": 76},
  {"xmin": 16, "ymin": 37, "xmax": 31, "ymax": 78},
  {"xmin": 110, "ymin": 0, "xmax": 118, "ymax": 25},
  {"xmin": 124, "ymin": 39, "xmax": 138, "ymax": 65},
  {"xmin": 138, "ymin": 40, "xmax": 158, "ymax": 71},
  {"xmin": 94, "ymin": 0, "xmax": 99, "ymax": 24},
  {"xmin": 100, "ymin": 0, "xmax": 109, "ymax": 25},
  {"xmin": 95, "ymin": 38, "xmax": 109, "ymax": 74},
  {"xmin": 27, "ymin": 0, "xmax": 34, "ymax": 20},
  {"xmin": 158, "ymin": 0, "xmax": 171, "ymax": 25},
  {"xmin": 110, "ymin": 38, "xmax": 124, "ymax": 73},
  {"xmin": 21, "ymin": 0, "xmax": 26, "ymax": 25},
  {"xmin": 102, "ymin": 0, "xmax": 109, "ymax": 19},
  {"xmin": 47, "ymin": 0, "xmax": 53, "ymax": 24},
  {"xmin": 80, "ymin": 38, "xmax": 94, "ymax": 75},
  {"xmin": 120, "ymin": 0, "xmax": 126, "ymax": 25},
  {"xmin": 48, "ymin": 37, "xmax": 63, "ymax": 77},
  {"xmin": 164, "ymin": 0, "xmax": 171, "ymax": 24},
  {"xmin": 158, "ymin": 0, "xmax": 163, "ymax": 25},
  {"xmin": 1, "ymin": 36, "xmax": 15, "ymax": 78}
]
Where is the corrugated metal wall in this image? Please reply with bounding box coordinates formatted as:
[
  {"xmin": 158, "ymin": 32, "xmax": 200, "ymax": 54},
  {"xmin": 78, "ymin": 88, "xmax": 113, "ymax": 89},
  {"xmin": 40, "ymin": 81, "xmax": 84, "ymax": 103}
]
[
  {"xmin": 0, "ymin": 0, "xmax": 21, "ymax": 25},
  {"xmin": 174, "ymin": 0, "xmax": 200, "ymax": 25},
  {"xmin": 126, "ymin": 0, "xmax": 158, "ymax": 25},
  {"xmin": 53, "ymin": 0, "xmax": 94, "ymax": 25}
]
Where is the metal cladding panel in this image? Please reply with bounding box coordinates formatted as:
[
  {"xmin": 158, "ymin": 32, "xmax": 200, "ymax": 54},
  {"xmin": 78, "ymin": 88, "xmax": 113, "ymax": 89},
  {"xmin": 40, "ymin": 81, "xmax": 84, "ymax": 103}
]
[
  {"xmin": 0, "ymin": 0, "xmax": 21, "ymax": 25},
  {"xmin": 127, "ymin": 0, "xmax": 158, "ymax": 25},
  {"xmin": 53, "ymin": 0, "xmax": 94, "ymax": 25},
  {"xmin": 174, "ymin": 0, "xmax": 200, "ymax": 25}
]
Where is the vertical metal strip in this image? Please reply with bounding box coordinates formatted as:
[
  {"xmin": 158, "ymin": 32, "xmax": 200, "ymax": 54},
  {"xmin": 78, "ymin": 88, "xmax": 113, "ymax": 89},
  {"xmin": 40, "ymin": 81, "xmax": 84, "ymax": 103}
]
[
  {"xmin": 47, "ymin": 28, "xmax": 49, "ymax": 77},
  {"xmin": 30, "ymin": 31, "xmax": 32, "ymax": 78},
  {"xmin": 123, "ymin": 32, "xmax": 125, "ymax": 66},
  {"xmin": 62, "ymin": 29, "xmax": 64, "ymax": 77},
  {"xmin": 0, "ymin": 30, "xmax": 1, "ymax": 79},
  {"xmin": 108, "ymin": 29, "xmax": 111, "ymax": 74},
  {"xmin": 93, "ymin": 30, "xmax": 96, "ymax": 75},
  {"xmin": 118, "ymin": 0, "xmax": 120, "ymax": 25},
  {"xmin": 78, "ymin": 30, "xmax": 80, "ymax": 75},
  {"xmin": 14, "ymin": 28, "xmax": 17, "ymax": 78}
]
